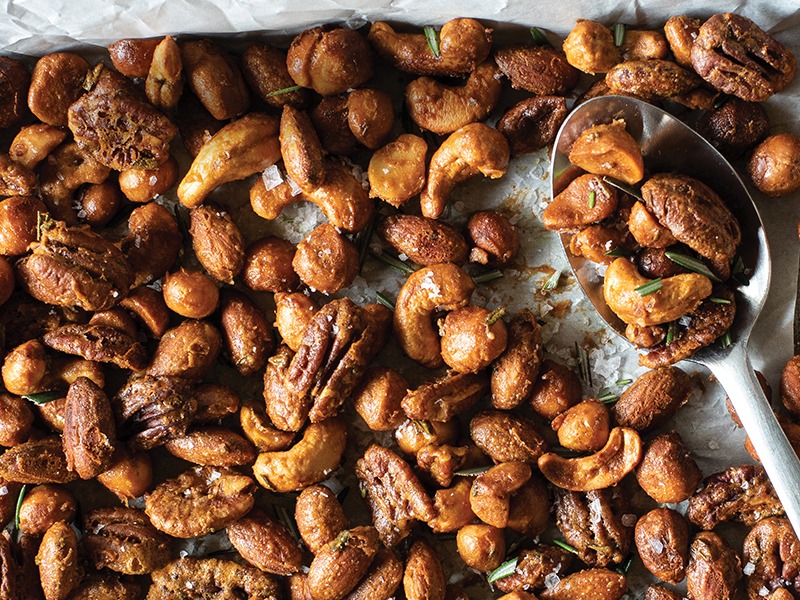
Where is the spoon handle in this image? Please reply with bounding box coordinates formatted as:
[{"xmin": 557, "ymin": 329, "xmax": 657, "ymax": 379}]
[{"xmin": 706, "ymin": 344, "xmax": 800, "ymax": 537}]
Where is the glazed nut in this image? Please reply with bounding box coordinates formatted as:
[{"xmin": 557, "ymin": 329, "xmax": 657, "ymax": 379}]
[
  {"xmin": 620, "ymin": 29, "xmax": 669, "ymax": 60},
  {"xmin": 108, "ymin": 38, "xmax": 160, "ymax": 77},
  {"xmin": 402, "ymin": 371, "xmax": 489, "ymax": 422},
  {"xmin": 664, "ymin": 16, "xmax": 702, "ymax": 67},
  {"xmin": 292, "ymin": 223, "xmax": 359, "ymax": 295},
  {"xmin": 416, "ymin": 443, "xmax": 471, "ymax": 488},
  {"xmin": 457, "ymin": 524, "xmax": 506, "ymax": 571},
  {"xmin": 605, "ymin": 59, "xmax": 701, "ymax": 101},
  {"xmin": 307, "ymin": 527, "xmax": 381, "ymax": 600},
  {"xmin": 495, "ymin": 45, "xmax": 579, "ymax": 95},
  {"xmin": 563, "ymin": 20, "xmax": 621, "ymax": 75},
  {"xmin": 551, "ymin": 399, "xmax": 611, "ymax": 453},
  {"xmin": 243, "ymin": 236, "xmax": 299, "ymax": 293},
  {"xmin": 635, "ymin": 431, "xmax": 702, "ymax": 503},
  {"xmin": 178, "ymin": 113, "xmax": 281, "ymax": 208},
  {"xmin": 0, "ymin": 154, "xmax": 35, "ymax": 197},
  {"xmin": 395, "ymin": 418, "xmax": 459, "ymax": 457},
  {"xmin": 176, "ymin": 93, "xmax": 224, "ymax": 157},
  {"xmin": 346, "ymin": 547, "xmax": 404, "ymax": 600},
  {"xmin": 469, "ymin": 411, "xmax": 548, "ymax": 465},
  {"xmin": 118, "ymin": 155, "xmax": 179, "ymax": 203},
  {"xmin": 491, "ymin": 309, "xmax": 543, "ymax": 410},
  {"xmin": 686, "ymin": 531, "xmax": 742, "ymax": 600},
  {"xmin": 274, "ymin": 292, "xmax": 319, "ymax": 352},
  {"xmin": 470, "ymin": 462, "xmax": 531, "ymax": 529},
  {"xmin": 96, "ymin": 447, "xmax": 153, "ymax": 501},
  {"xmin": 37, "ymin": 521, "xmax": 82, "ymax": 600},
  {"xmin": 239, "ymin": 401, "xmax": 294, "ymax": 453},
  {"xmin": 241, "ymin": 42, "xmax": 312, "ymax": 108},
  {"xmin": 538, "ymin": 427, "xmax": 643, "ymax": 491},
  {"xmin": 193, "ymin": 383, "xmax": 241, "ymax": 424},
  {"xmin": 627, "ymin": 202, "xmax": 677, "ymax": 248},
  {"xmin": 147, "ymin": 319, "xmax": 222, "ymax": 380},
  {"xmin": 0, "ymin": 393, "xmax": 33, "ymax": 447},
  {"xmin": 539, "ymin": 568, "xmax": 627, "ymax": 600},
  {"xmin": 162, "ymin": 269, "xmax": 220, "ymax": 319},
  {"xmin": 570, "ymin": 225, "xmax": 632, "ymax": 266},
  {"xmin": 120, "ymin": 285, "xmax": 170, "ymax": 339},
  {"xmin": 220, "ymin": 289, "xmax": 274, "ymax": 377},
  {"xmin": 345, "ymin": 88, "xmax": 394, "ymax": 150},
  {"xmin": 63, "ymin": 377, "xmax": 116, "ymax": 480},
  {"xmin": 43, "ymin": 322, "xmax": 147, "ymax": 371},
  {"xmin": 440, "ymin": 306, "xmax": 507, "ymax": 373},
  {"xmin": 529, "ymin": 359, "xmax": 582, "ymax": 420},
  {"xmin": 0, "ymin": 195, "xmax": 47, "ymax": 256},
  {"xmin": 188, "ymin": 203, "xmax": 245, "ymax": 285},
  {"xmin": 146, "ymin": 35, "xmax": 183, "ymax": 111},
  {"xmin": 742, "ymin": 517, "xmax": 800, "ymax": 599},
  {"xmin": 696, "ymin": 98, "xmax": 770, "ymax": 159},
  {"xmin": 377, "ymin": 214, "xmax": 468, "ymax": 267},
  {"xmin": 280, "ymin": 104, "xmax": 326, "ymax": 190},
  {"xmin": 310, "ymin": 95, "xmax": 358, "ymax": 156},
  {"xmin": 368, "ymin": 19, "xmax": 492, "ymax": 77},
  {"xmin": 613, "ymin": 366, "xmax": 693, "ymax": 432},
  {"xmin": 181, "ymin": 39, "xmax": 249, "ymax": 120},
  {"xmin": 164, "ymin": 426, "xmax": 256, "ymax": 467},
  {"xmin": 781, "ymin": 354, "xmax": 800, "ymax": 418},
  {"xmin": 404, "ymin": 539, "xmax": 447, "ymax": 600},
  {"xmin": 227, "ymin": 509, "xmax": 303, "ymax": 576},
  {"xmin": 748, "ymin": 134, "xmax": 800, "ymax": 198},
  {"xmin": 79, "ymin": 181, "xmax": 123, "ymax": 228},
  {"xmin": 368, "ymin": 134, "xmax": 428, "ymax": 206},
  {"xmin": 428, "ymin": 479, "xmax": 476, "ymax": 534},
  {"xmin": 352, "ymin": 366, "xmax": 408, "ymax": 432},
  {"xmin": 122, "ymin": 202, "xmax": 182, "ymax": 287},
  {"xmin": 149, "ymin": 557, "xmax": 281, "ymax": 599},
  {"xmin": 0, "ymin": 56, "xmax": 30, "ymax": 129},
  {"xmin": 28, "ymin": 52, "xmax": 89, "ymax": 126},
  {"xmin": 492, "ymin": 545, "xmax": 573, "ymax": 594},
  {"xmin": 496, "ymin": 96, "xmax": 568, "ymax": 156},
  {"xmin": 18, "ymin": 484, "xmax": 77, "ymax": 537},
  {"xmin": 543, "ymin": 174, "xmax": 617, "ymax": 233},
  {"xmin": 1, "ymin": 340, "xmax": 47, "ymax": 397},
  {"xmin": 634, "ymin": 508, "xmax": 690, "ymax": 584},
  {"xmin": 263, "ymin": 344, "xmax": 309, "ymax": 433},
  {"xmin": 467, "ymin": 211, "xmax": 520, "ymax": 266},
  {"xmin": 568, "ymin": 120, "xmax": 644, "ymax": 185},
  {"xmin": 295, "ymin": 484, "xmax": 348, "ymax": 554}
]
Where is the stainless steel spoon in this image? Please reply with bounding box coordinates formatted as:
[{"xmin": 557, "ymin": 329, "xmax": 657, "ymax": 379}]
[{"xmin": 549, "ymin": 95, "xmax": 800, "ymax": 535}]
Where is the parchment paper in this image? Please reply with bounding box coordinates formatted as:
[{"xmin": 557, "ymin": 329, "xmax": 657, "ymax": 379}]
[{"xmin": 2, "ymin": 1, "xmax": 799, "ymax": 598}]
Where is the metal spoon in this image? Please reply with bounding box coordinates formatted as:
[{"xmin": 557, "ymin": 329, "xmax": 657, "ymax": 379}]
[{"xmin": 549, "ymin": 95, "xmax": 800, "ymax": 536}]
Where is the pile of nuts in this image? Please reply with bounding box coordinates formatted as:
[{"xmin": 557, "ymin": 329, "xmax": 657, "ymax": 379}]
[{"xmin": 0, "ymin": 10, "xmax": 797, "ymax": 600}]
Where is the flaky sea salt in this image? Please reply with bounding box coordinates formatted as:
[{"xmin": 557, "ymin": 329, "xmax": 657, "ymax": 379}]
[
  {"xmin": 743, "ymin": 562, "xmax": 755, "ymax": 576},
  {"xmin": 544, "ymin": 573, "xmax": 561, "ymax": 589}
]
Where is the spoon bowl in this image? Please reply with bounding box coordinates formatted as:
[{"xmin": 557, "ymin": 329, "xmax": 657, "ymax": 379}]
[{"xmin": 550, "ymin": 95, "xmax": 800, "ymax": 535}]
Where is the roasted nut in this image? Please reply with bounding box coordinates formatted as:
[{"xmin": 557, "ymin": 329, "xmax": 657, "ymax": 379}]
[
  {"xmin": 554, "ymin": 487, "xmax": 634, "ymax": 567},
  {"xmin": 406, "ymin": 60, "xmax": 503, "ymax": 135},
  {"xmin": 0, "ymin": 257, "xmax": 11, "ymax": 306},
  {"xmin": 748, "ymin": 134, "xmax": 800, "ymax": 198},
  {"xmin": 686, "ymin": 531, "xmax": 742, "ymax": 600},
  {"xmin": 539, "ymin": 568, "xmax": 627, "ymax": 600},
  {"xmin": 28, "ymin": 52, "xmax": 89, "ymax": 126},
  {"xmin": 636, "ymin": 246, "xmax": 689, "ymax": 279},
  {"xmin": 120, "ymin": 285, "xmax": 170, "ymax": 338},
  {"xmin": 742, "ymin": 517, "xmax": 800, "ymax": 599},
  {"xmin": 164, "ymin": 426, "xmax": 256, "ymax": 467},
  {"xmin": 551, "ymin": 399, "xmax": 611, "ymax": 453},
  {"xmin": 0, "ymin": 437, "xmax": 76, "ymax": 484},
  {"xmin": 440, "ymin": 306, "xmax": 507, "ymax": 373},
  {"xmin": 636, "ymin": 431, "xmax": 702, "ymax": 503},
  {"xmin": 644, "ymin": 586, "xmax": 683, "ymax": 600},
  {"xmin": 0, "ymin": 393, "xmax": 33, "ymax": 447},
  {"xmin": 0, "ymin": 56, "xmax": 30, "ymax": 128},
  {"xmin": 416, "ymin": 444, "xmax": 470, "ymax": 488},
  {"xmin": 368, "ymin": 134, "xmax": 427, "ymax": 206},
  {"xmin": 696, "ymin": 98, "xmax": 769, "ymax": 159},
  {"xmin": 42, "ymin": 322, "xmax": 146, "ymax": 371},
  {"xmin": 176, "ymin": 92, "xmax": 224, "ymax": 157},
  {"xmin": 219, "ymin": 289, "xmax": 273, "ymax": 377},
  {"xmin": 345, "ymin": 547, "xmax": 404, "ymax": 600},
  {"xmin": 781, "ymin": 355, "xmax": 800, "ymax": 418},
  {"xmin": 162, "ymin": 269, "xmax": 219, "ymax": 319},
  {"xmin": 529, "ymin": 359, "xmax": 582, "ymax": 420},
  {"xmin": 404, "ymin": 539, "xmax": 446, "ymax": 600},
  {"xmin": 242, "ymin": 236, "xmax": 298, "ymax": 293},
  {"xmin": 82, "ymin": 506, "xmax": 171, "ymax": 575},
  {"xmin": 0, "ymin": 154, "xmax": 35, "ymax": 197},
  {"xmin": 145, "ymin": 35, "xmax": 183, "ymax": 111},
  {"xmin": 1, "ymin": 339, "xmax": 47, "ymax": 396},
  {"xmin": 18, "ymin": 484, "xmax": 76, "ymax": 537},
  {"xmin": 96, "ymin": 446, "xmax": 153, "ymax": 501},
  {"xmin": 620, "ymin": 29, "xmax": 669, "ymax": 60},
  {"xmin": 395, "ymin": 418, "xmax": 459, "ymax": 457},
  {"xmin": 122, "ymin": 202, "xmax": 182, "ymax": 287},
  {"xmin": 563, "ymin": 20, "xmax": 621, "ymax": 75},
  {"xmin": 189, "ymin": 203, "xmax": 245, "ymax": 284},
  {"xmin": 569, "ymin": 120, "xmax": 644, "ymax": 185},
  {"xmin": 307, "ymin": 527, "xmax": 381, "ymax": 600},
  {"xmin": 688, "ymin": 465, "xmax": 784, "ymax": 530},
  {"xmin": 691, "ymin": 13, "xmax": 796, "ymax": 102},
  {"xmin": 63, "ymin": 377, "xmax": 116, "ymax": 479},
  {"xmin": 356, "ymin": 444, "xmax": 435, "ymax": 547},
  {"xmin": 467, "ymin": 211, "xmax": 519, "ymax": 266},
  {"xmin": 470, "ymin": 411, "xmax": 547, "ymax": 464},
  {"xmin": 627, "ymin": 201, "xmax": 678, "ymax": 249},
  {"xmin": 37, "ymin": 521, "xmax": 81, "ymax": 600},
  {"xmin": 378, "ymin": 214, "xmax": 468, "ymax": 267},
  {"xmin": 353, "ymin": 367, "xmax": 408, "ymax": 431},
  {"xmin": 497, "ymin": 95, "xmax": 568, "ymax": 156},
  {"xmin": 145, "ymin": 466, "xmax": 255, "ymax": 538},
  {"xmin": 253, "ymin": 417, "xmax": 347, "ymax": 493},
  {"xmin": 115, "ymin": 373, "xmax": 196, "ymax": 450},
  {"xmin": 147, "ymin": 319, "xmax": 222, "ymax": 380},
  {"xmin": 181, "ymin": 39, "xmax": 249, "ymax": 119},
  {"xmin": 508, "ymin": 476, "xmax": 551, "ymax": 536},
  {"xmin": 543, "ymin": 174, "xmax": 618, "ymax": 232},
  {"xmin": 117, "ymin": 156, "xmax": 179, "ymax": 204},
  {"xmin": 346, "ymin": 88, "xmax": 394, "ymax": 150},
  {"xmin": 613, "ymin": 367, "xmax": 693, "ymax": 431},
  {"xmin": 9, "ymin": 124, "xmax": 67, "ymax": 171},
  {"xmin": 626, "ymin": 324, "xmax": 667, "ymax": 348},
  {"xmin": 108, "ymin": 38, "xmax": 160, "ymax": 77},
  {"xmin": 493, "ymin": 545, "xmax": 573, "ymax": 594},
  {"xmin": 394, "ymin": 263, "xmax": 475, "ymax": 368},
  {"xmin": 310, "ymin": 95, "xmax": 358, "ymax": 156},
  {"xmin": 495, "ymin": 45, "xmax": 578, "ymax": 95},
  {"xmin": 635, "ymin": 508, "xmax": 690, "ymax": 584},
  {"xmin": 664, "ymin": 16, "xmax": 702, "ymax": 67},
  {"xmin": 492, "ymin": 310, "xmax": 543, "ymax": 410},
  {"xmin": 606, "ymin": 59, "xmax": 701, "ymax": 101},
  {"xmin": 280, "ymin": 104, "xmax": 326, "ymax": 190},
  {"xmin": 227, "ymin": 509, "xmax": 303, "ymax": 576},
  {"xmin": 470, "ymin": 462, "xmax": 531, "ymax": 529},
  {"xmin": 264, "ymin": 344, "xmax": 309, "ymax": 432},
  {"xmin": 288, "ymin": 25, "xmax": 373, "ymax": 96},
  {"xmin": 295, "ymin": 484, "xmax": 348, "ymax": 554},
  {"xmin": 402, "ymin": 371, "xmax": 489, "ymax": 421},
  {"xmin": 149, "ymin": 557, "xmax": 281, "ymax": 599},
  {"xmin": 77, "ymin": 180, "xmax": 122, "ymax": 228},
  {"xmin": 240, "ymin": 401, "xmax": 294, "ymax": 453},
  {"xmin": 192, "ymin": 383, "xmax": 241, "ymax": 422},
  {"xmin": 428, "ymin": 479, "xmax": 476, "ymax": 533},
  {"xmin": 368, "ymin": 19, "xmax": 491, "ymax": 77},
  {"xmin": 178, "ymin": 112, "xmax": 280, "ymax": 208},
  {"xmin": 275, "ymin": 292, "xmax": 319, "ymax": 352},
  {"xmin": 293, "ymin": 223, "xmax": 359, "ymax": 294},
  {"xmin": 0, "ymin": 195, "xmax": 46, "ymax": 256},
  {"xmin": 241, "ymin": 42, "xmax": 312, "ymax": 108}
]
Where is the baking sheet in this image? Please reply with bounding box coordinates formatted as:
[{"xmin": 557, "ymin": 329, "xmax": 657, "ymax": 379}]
[{"xmin": 2, "ymin": 1, "xmax": 800, "ymax": 598}]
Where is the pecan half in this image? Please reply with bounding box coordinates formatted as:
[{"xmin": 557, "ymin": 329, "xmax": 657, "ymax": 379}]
[
  {"xmin": 43, "ymin": 323, "xmax": 147, "ymax": 371},
  {"xmin": 64, "ymin": 377, "xmax": 116, "ymax": 479},
  {"xmin": 402, "ymin": 371, "xmax": 490, "ymax": 422},
  {"xmin": 742, "ymin": 517, "xmax": 800, "ymax": 599},
  {"xmin": 686, "ymin": 531, "xmax": 742, "ymax": 600},
  {"xmin": 0, "ymin": 437, "xmax": 77, "ymax": 484},
  {"xmin": 494, "ymin": 545, "xmax": 573, "ymax": 593},
  {"xmin": 148, "ymin": 557, "xmax": 281, "ymax": 600}
]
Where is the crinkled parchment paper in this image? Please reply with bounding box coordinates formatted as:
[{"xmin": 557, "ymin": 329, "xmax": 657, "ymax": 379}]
[{"xmin": 2, "ymin": 1, "xmax": 799, "ymax": 598}]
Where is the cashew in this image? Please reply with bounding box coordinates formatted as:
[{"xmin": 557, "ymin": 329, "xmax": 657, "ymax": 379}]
[
  {"xmin": 394, "ymin": 263, "xmax": 475, "ymax": 368},
  {"xmin": 252, "ymin": 417, "xmax": 347, "ymax": 493},
  {"xmin": 469, "ymin": 462, "xmax": 531, "ymax": 528},
  {"xmin": 240, "ymin": 402, "xmax": 295, "ymax": 452},
  {"xmin": 420, "ymin": 123, "xmax": 509, "ymax": 219},
  {"xmin": 603, "ymin": 257, "xmax": 712, "ymax": 327},
  {"xmin": 9, "ymin": 124, "xmax": 68, "ymax": 170},
  {"xmin": 405, "ymin": 60, "xmax": 504, "ymax": 135},
  {"xmin": 568, "ymin": 120, "xmax": 644, "ymax": 185},
  {"xmin": 146, "ymin": 35, "xmax": 183, "ymax": 111},
  {"xmin": 627, "ymin": 201, "xmax": 677, "ymax": 248},
  {"xmin": 178, "ymin": 113, "xmax": 281, "ymax": 208},
  {"xmin": 368, "ymin": 19, "xmax": 492, "ymax": 77},
  {"xmin": 537, "ymin": 427, "xmax": 643, "ymax": 491}
]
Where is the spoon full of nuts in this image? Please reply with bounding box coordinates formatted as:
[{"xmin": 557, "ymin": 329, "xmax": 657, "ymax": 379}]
[{"xmin": 549, "ymin": 95, "xmax": 800, "ymax": 536}]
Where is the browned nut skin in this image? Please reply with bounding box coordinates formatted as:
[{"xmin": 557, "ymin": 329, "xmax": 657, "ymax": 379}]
[
  {"xmin": 543, "ymin": 174, "xmax": 618, "ymax": 233},
  {"xmin": 686, "ymin": 531, "xmax": 742, "ymax": 600},
  {"xmin": 539, "ymin": 568, "xmax": 627, "ymax": 600},
  {"xmin": 293, "ymin": 223, "xmax": 359, "ymax": 294},
  {"xmin": 492, "ymin": 309, "xmax": 543, "ymax": 410},
  {"xmin": 493, "ymin": 544, "xmax": 573, "ymax": 594},
  {"xmin": 353, "ymin": 366, "xmax": 408, "ymax": 432},
  {"xmin": 781, "ymin": 355, "xmax": 800, "ymax": 418},
  {"xmin": 470, "ymin": 462, "xmax": 531, "ymax": 529},
  {"xmin": 307, "ymin": 527, "xmax": 380, "ymax": 600},
  {"xmin": 377, "ymin": 214, "xmax": 468, "ymax": 267},
  {"xmin": 395, "ymin": 418, "xmax": 459, "ymax": 457},
  {"xmin": 122, "ymin": 202, "xmax": 182, "ymax": 287},
  {"xmin": 97, "ymin": 446, "xmax": 153, "ymax": 501},
  {"xmin": 18, "ymin": 484, "xmax": 76, "ymax": 537},
  {"xmin": 108, "ymin": 38, "xmax": 160, "ymax": 77},
  {"xmin": 239, "ymin": 401, "xmax": 294, "ymax": 453},
  {"xmin": 440, "ymin": 306, "xmax": 507, "ymax": 373},
  {"xmin": 345, "ymin": 547, "xmax": 403, "ymax": 600},
  {"xmin": 275, "ymin": 292, "xmax": 319, "ymax": 352},
  {"xmin": 147, "ymin": 319, "xmax": 222, "ymax": 380},
  {"xmin": 295, "ymin": 484, "xmax": 348, "ymax": 554},
  {"xmin": 0, "ymin": 56, "xmax": 30, "ymax": 128},
  {"xmin": 467, "ymin": 211, "xmax": 519, "ymax": 266},
  {"xmin": 635, "ymin": 508, "xmax": 690, "ymax": 584},
  {"xmin": 264, "ymin": 344, "xmax": 309, "ymax": 433},
  {"xmin": 120, "ymin": 285, "xmax": 170, "ymax": 339},
  {"xmin": 82, "ymin": 506, "xmax": 171, "ymax": 575},
  {"xmin": 356, "ymin": 444, "xmax": 435, "ymax": 547},
  {"xmin": 63, "ymin": 377, "xmax": 116, "ymax": 480},
  {"xmin": 551, "ymin": 399, "xmax": 611, "ymax": 453},
  {"xmin": 470, "ymin": 411, "xmax": 547, "ymax": 465},
  {"xmin": 636, "ymin": 431, "xmax": 702, "ymax": 503},
  {"xmin": 644, "ymin": 586, "xmax": 683, "ymax": 600},
  {"xmin": 692, "ymin": 13, "xmax": 796, "ymax": 102},
  {"xmin": 457, "ymin": 524, "xmax": 506, "ymax": 572},
  {"xmin": 28, "ymin": 52, "xmax": 89, "ymax": 126},
  {"xmin": 696, "ymin": 98, "xmax": 769, "ymax": 159},
  {"xmin": 0, "ymin": 393, "xmax": 33, "ymax": 447},
  {"xmin": 428, "ymin": 478, "xmax": 475, "ymax": 534},
  {"xmin": 164, "ymin": 426, "xmax": 256, "ymax": 467},
  {"xmin": 1, "ymin": 340, "xmax": 47, "ymax": 397},
  {"xmin": 280, "ymin": 104, "xmax": 326, "ymax": 190},
  {"xmin": 0, "ymin": 154, "xmax": 35, "ymax": 197},
  {"xmin": 243, "ymin": 236, "xmax": 299, "ymax": 293},
  {"xmin": 37, "ymin": 521, "xmax": 81, "ymax": 600},
  {"xmin": 118, "ymin": 156, "xmax": 179, "ymax": 203},
  {"xmin": 0, "ymin": 437, "xmax": 77, "ymax": 484},
  {"xmin": 227, "ymin": 509, "xmax": 303, "ymax": 576},
  {"xmin": 404, "ymin": 539, "xmax": 446, "ymax": 600},
  {"xmin": 497, "ymin": 96, "xmax": 568, "ymax": 156},
  {"xmin": 43, "ymin": 322, "xmax": 147, "ymax": 371},
  {"xmin": 162, "ymin": 269, "xmax": 219, "ymax": 319},
  {"xmin": 368, "ymin": 134, "xmax": 428, "ymax": 206},
  {"xmin": 242, "ymin": 42, "xmax": 312, "ymax": 108},
  {"xmin": 181, "ymin": 39, "xmax": 249, "ymax": 120},
  {"xmin": 149, "ymin": 557, "xmax": 281, "ymax": 599},
  {"xmin": 742, "ymin": 517, "xmax": 800, "ymax": 599},
  {"xmin": 664, "ymin": 16, "xmax": 702, "ymax": 67},
  {"xmin": 605, "ymin": 59, "xmax": 702, "ymax": 101},
  {"xmin": 189, "ymin": 202, "xmax": 245, "ymax": 284},
  {"xmin": 563, "ymin": 20, "xmax": 621, "ymax": 75},
  {"xmin": 78, "ymin": 180, "xmax": 122, "ymax": 228},
  {"xmin": 219, "ymin": 289, "xmax": 274, "ymax": 377},
  {"xmin": 311, "ymin": 95, "xmax": 358, "ymax": 156},
  {"xmin": 69, "ymin": 573, "xmax": 141, "ymax": 599},
  {"xmin": 748, "ymin": 134, "xmax": 800, "ymax": 198},
  {"xmin": 368, "ymin": 19, "xmax": 492, "ymax": 77},
  {"xmin": 495, "ymin": 45, "xmax": 578, "ymax": 95},
  {"xmin": 145, "ymin": 35, "xmax": 183, "ymax": 111},
  {"xmin": 529, "ymin": 359, "xmax": 582, "ymax": 420},
  {"xmin": 613, "ymin": 366, "xmax": 692, "ymax": 432},
  {"xmin": 402, "ymin": 371, "xmax": 489, "ymax": 422},
  {"xmin": 620, "ymin": 29, "xmax": 669, "ymax": 60},
  {"xmin": 688, "ymin": 465, "xmax": 784, "ymax": 530},
  {"xmin": 636, "ymin": 246, "xmax": 689, "ymax": 279},
  {"xmin": 288, "ymin": 26, "xmax": 373, "ymax": 96},
  {"xmin": 0, "ymin": 195, "xmax": 46, "ymax": 256}
]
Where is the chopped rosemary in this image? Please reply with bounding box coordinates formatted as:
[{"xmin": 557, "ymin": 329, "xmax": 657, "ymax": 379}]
[
  {"xmin": 22, "ymin": 390, "xmax": 63, "ymax": 405},
  {"xmin": 588, "ymin": 190, "xmax": 596, "ymax": 208},
  {"xmin": 487, "ymin": 557, "xmax": 518, "ymax": 583},
  {"xmin": 473, "ymin": 270, "xmax": 504, "ymax": 285},
  {"xmin": 635, "ymin": 278, "xmax": 663, "ymax": 296},
  {"xmin": 710, "ymin": 297, "xmax": 731, "ymax": 304},
  {"xmin": 13, "ymin": 484, "xmax": 27, "ymax": 532},
  {"xmin": 615, "ymin": 378, "xmax": 632, "ymax": 386},
  {"xmin": 552, "ymin": 539, "xmax": 579, "ymax": 555},
  {"xmin": 541, "ymin": 270, "xmax": 561, "ymax": 292},
  {"xmin": 358, "ymin": 213, "xmax": 378, "ymax": 270},
  {"xmin": 664, "ymin": 251, "xmax": 721, "ymax": 282},
  {"xmin": 731, "ymin": 256, "xmax": 751, "ymax": 286},
  {"xmin": 370, "ymin": 250, "xmax": 418, "ymax": 275},
  {"xmin": 665, "ymin": 321, "xmax": 677, "ymax": 345},
  {"xmin": 375, "ymin": 292, "xmax": 395, "ymax": 310},
  {"xmin": 424, "ymin": 26, "xmax": 441, "ymax": 58},
  {"xmin": 36, "ymin": 211, "xmax": 54, "ymax": 241},
  {"xmin": 601, "ymin": 176, "xmax": 643, "ymax": 201},
  {"xmin": 720, "ymin": 330, "xmax": 733, "ymax": 349},
  {"xmin": 486, "ymin": 307, "xmax": 507, "ymax": 326},
  {"xmin": 612, "ymin": 23, "xmax": 626, "ymax": 47},
  {"xmin": 604, "ymin": 247, "xmax": 631, "ymax": 258},
  {"xmin": 713, "ymin": 94, "xmax": 731, "ymax": 110},
  {"xmin": 574, "ymin": 342, "xmax": 592, "ymax": 386},
  {"xmin": 529, "ymin": 26, "xmax": 552, "ymax": 47},
  {"xmin": 453, "ymin": 465, "xmax": 492, "ymax": 477},
  {"xmin": 598, "ymin": 391, "xmax": 620, "ymax": 404},
  {"xmin": 614, "ymin": 556, "xmax": 634, "ymax": 575},
  {"xmin": 265, "ymin": 84, "xmax": 301, "ymax": 97}
]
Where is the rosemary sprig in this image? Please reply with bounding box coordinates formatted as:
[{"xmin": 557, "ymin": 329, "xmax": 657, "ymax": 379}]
[
  {"xmin": 710, "ymin": 297, "xmax": 731, "ymax": 304},
  {"xmin": 612, "ymin": 23, "xmax": 626, "ymax": 47},
  {"xmin": 553, "ymin": 539, "xmax": 579, "ymax": 555},
  {"xmin": 375, "ymin": 292, "xmax": 395, "ymax": 310},
  {"xmin": 265, "ymin": 84, "xmax": 301, "ymax": 97},
  {"xmin": 614, "ymin": 556, "xmax": 634, "ymax": 575},
  {"xmin": 453, "ymin": 465, "xmax": 492, "ymax": 477},
  {"xmin": 598, "ymin": 390, "xmax": 620, "ymax": 404},
  {"xmin": 588, "ymin": 190, "xmax": 596, "ymax": 208},
  {"xmin": 423, "ymin": 26, "xmax": 441, "ymax": 58},
  {"xmin": 529, "ymin": 26, "xmax": 553, "ymax": 47},
  {"xmin": 666, "ymin": 321, "xmax": 677, "ymax": 345},
  {"xmin": 720, "ymin": 330, "xmax": 733, "ymax": 349},
  {"xmin": 474, "ymin": 270, "xmax": 504, "ymax": 285},
  {"xmin": 615, "ymin": 378, "xmax": 632, "ymax": 386},
  {"xmin": 370, "ymin": 250, "xmax": 418, "ymax": 275},
  {"xmin": 22, "ymin": 390, "xmax": 63, "ymax": 405},
  {"xmin": 487, "ymin": 557, "xmax": 518, "ymax": 583},
  {"xmin": 574, "ymin": 342, "xmax": 592, "ymax": 386},
  {"xmin": 602, "ymin": 176, "xmax": 643, "ymax": 201},
  {"xmin": 358, "ymin": 213, "xmax": 378, "ymax": 270},
  {"xmin": 541, "ymin": 270, "xmax": 560, "ymax": 293},
  {"xmin": 13, "ymin": 485, "xmax": 27, "ymax": 532},
  {"xmin": 635, "ymin": 278, "xmax": 662, "ymax": 296},
  {"xmin": 664, "ymin": 251, "xmax": 721, "ymax": 282},
  {"xmin": 731, "ymin": 256, "xmax": 751, "ymax": 286},
  {"xmin": 604, "ymin": 247, "xmax": 631, "ymax": 258},
  {"xmin": 486, "ymin": 307, "xmax": 507, "ymax": 326}
]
